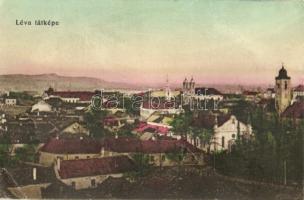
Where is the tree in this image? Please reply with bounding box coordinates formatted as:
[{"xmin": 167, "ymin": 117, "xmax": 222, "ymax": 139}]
[{"xmin": 83, "ymin": 108, "xmax": 108, "ymax": 138}]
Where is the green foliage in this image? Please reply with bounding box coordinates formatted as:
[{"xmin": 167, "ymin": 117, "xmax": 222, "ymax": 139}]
[
  {"xmin": 83, "ymin": 109, "xmax": 108, "ymax": 138},
  {"xmin": 170, "ymin": 111, "xmax": 192, "ymax": 137},
  {"xmin": 215, "ymin": 106, "xmax": 303, "ymax": 186},
  {"xmin": 130, "ymin": 153, "xmax": 151, "ymax": 177},
  {"xmin": 14, "ymin": 144, "xmax": 37, "ymax": 162}
]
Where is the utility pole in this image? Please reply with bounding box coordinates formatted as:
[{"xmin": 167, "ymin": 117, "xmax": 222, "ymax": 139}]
[{"xmin": 284, "ymin": 160, "xmax": 287, "ymax": 185}]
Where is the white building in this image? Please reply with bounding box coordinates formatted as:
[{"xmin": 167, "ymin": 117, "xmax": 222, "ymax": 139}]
[
  {"xmin": 5, "ymin": 98, "xmax": 17, "ymax": 106},
  {"xmin": 188, "ymin": 114, "xmax": 252, "ymax": 152},
  {"xmin": 31, "ymin": 101, "xmax": 52, "ymax": 113},
  {"xmin": 292, "ymin": 84, "xmax": 304, "ymax": 103},
  {"xmin": 210, "ymin": 115, "xmax": 252, "ymax": 152}
]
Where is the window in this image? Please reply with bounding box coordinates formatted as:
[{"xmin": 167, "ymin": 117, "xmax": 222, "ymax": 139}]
[
  {"xmin": 285, "ymin": 81, "xmax": 287, "ymax": 90},
  {"xmin": 91, "ymin": 179, "xmax": 96, "ymax": 187},
  {"xmin": 222, "ymin": 136, "xmax": 225, "ymax": 148},
  {"xmin": 75, "ymin": 156, "xmax": 79, "ymax": 160},
  {"xmin": 232, "ymin": 134, "xmax": 236, "ymax": 139},
  {"xmin": 150, "ymin": 156, "xmax": 154, "ymax": 162},
  {"xmin": 71, "ymin": 182, "xmax": 76, "ymax": 189},
  {"xmin": 87, "ymin": 156, "xmax": 90, "ymax": 159},
  {"xmin": 161, "ymin": 155, "xmax": 166, "ymax": 161},
  {"xmin": 232, "ymin": 119, "xmax": 235, "ymax": 124}
]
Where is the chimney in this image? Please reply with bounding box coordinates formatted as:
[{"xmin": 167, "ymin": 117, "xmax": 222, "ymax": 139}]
[
  {"xmin": 57, "ymin": 158, "xmax": 61, "ymax": 171},
  {"xmin": 33, "ymin": 167, "xmax": 37, "ymax": 181}
]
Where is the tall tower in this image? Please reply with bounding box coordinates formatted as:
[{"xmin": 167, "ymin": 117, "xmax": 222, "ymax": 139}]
[
  {"xmin": 189, "ymin": 76, "xmax": 195, "ymax": 94},
  {"xmin": 165, "ymin": 74, "xmax": 171, "ymax": 100},
  {"xmin": 275, "ymin": 64, "xmax": 292, "ymax": 114}
]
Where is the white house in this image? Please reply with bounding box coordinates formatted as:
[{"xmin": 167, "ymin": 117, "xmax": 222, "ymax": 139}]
[
  {"xmin": 54, "ymin": 156, "xmax": 135, "ymax": 190},
  {"xmin": 31, "ymin": 101, "xmax": 52, "ymax": 113},
  {"xmin": 292, "ymin": 84, "xmax": 304, "ymax": 103},
  {"xmin": 189, "ymin": 113, "xmax": 252, "ymax": 152},
  {"xmin": 5, "ymin": 98, "xmax": 17, "ymax": 106},
  {"xmin": 210, "ymin": 115, "xmax": 252, "ymax": 152}
]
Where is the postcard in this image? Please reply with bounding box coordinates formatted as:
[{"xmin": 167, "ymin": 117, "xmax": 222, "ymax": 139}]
[{"xmin": 0, "ymin": 0, "xmax": 303, "ymax": 199}]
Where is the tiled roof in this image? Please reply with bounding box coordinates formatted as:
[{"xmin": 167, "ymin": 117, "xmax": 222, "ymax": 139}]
[
  {"xmin": 133, "ymin": 122, "xmax": 169, "ymax": 135},
  {"xmin": 294, "ymin": 85, "xmax": 304, "ymax": 92},
  {"xmin": 58, "ymin": 156, "xmax": 135, "ymax": 179},
  {"xmin": 195, "ymin": 88, "xmax": 223, "ymax": 96},
  {"xmin": 40, "ymin": 137, "xmax": 101, "ymax": 154},
  {"xmin": 192, "ymin": 113, "xmax": 231, "ymax": 129},
  {"xmin": 101, "ymin": 137, "xmax": 202, "ymax": 154},
  {"xmin": 281, "ymin": 101, "xmax": 304, "ymax": 119},
  {"xmin": 3, "ymin": 165, "xmax": 56, "ymax": 187},
  {"xmin": 40, "ymin": 136, "xmax": 202, "ymax": 155}
]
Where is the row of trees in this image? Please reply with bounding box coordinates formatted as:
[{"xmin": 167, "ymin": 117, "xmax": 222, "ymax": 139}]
[{"xmin": 215, "ymin": 102, "xmax": 303, "ymax": 186}]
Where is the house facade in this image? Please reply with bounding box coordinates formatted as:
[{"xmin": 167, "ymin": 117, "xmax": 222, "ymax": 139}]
[
  {"xmin": 54, "ymin": 156, "xmax": 135, "ymax": 190},
  {"xmin": 39, "ymin": 137, "xmax": 102, "ymax": 166},
  {"xmin": 190, "ymin": 113, "xmax": 252, "ymax": 152}
]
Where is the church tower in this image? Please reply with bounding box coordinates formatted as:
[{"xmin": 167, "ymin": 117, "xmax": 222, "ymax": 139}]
[{"xmin": 275, "ymin": 64, "xmax": 292, "ymax": 114}]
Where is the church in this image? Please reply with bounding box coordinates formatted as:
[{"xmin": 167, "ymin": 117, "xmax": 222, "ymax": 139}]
[{"xmin": 275, "ymin": 64, "xmax": 292, "ymax": 114}]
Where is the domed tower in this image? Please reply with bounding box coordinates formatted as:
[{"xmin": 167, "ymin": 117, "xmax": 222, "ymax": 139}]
[
  {"xmin": 275, "ymin": 64, "xmax": 292, "ymax": 114},
  {"xmin": 190, "ymin": 76, "xmax": 195, "ymax": 94},
  {"xmin": 183, "ymin": 77, "xmax": 188, "ymax": 90}
]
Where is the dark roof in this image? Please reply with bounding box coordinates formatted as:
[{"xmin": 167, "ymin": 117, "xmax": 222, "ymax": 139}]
[
  {"xmin": 243, "ymin": 91, "xmax": 258, "ymax": 96},
  {"xmin": 195, "ymin": 88, "xmax": 222, "ymax": 96},
  {"xmin": 3, "ymin": 165, "xmax": 56, "ymax": 187},
  {"xmin": 192, "ymin": 112, "xmax": 231, "ymax": 129},
  {"xmin": 58, "ymin": 156, "xmax": 135, "ymax": 179},
  {"xmin": 40, "ymin": 137, "xmax": 101, "ymax": 154},
  {"xmin": 276, "ymin": 66, "xmax": 290, "ymax": 80},
  {"xmin": 41, "ymin": 180, "xmax": 74, "ymax": 199},
  {"xmin": 281, "ymin": 101, "xmax": 304, "ymax": 119},
  {"xmin": 46, "ymin": 90, "xmax": 95, "ymax": 101},
  {"xmin": 267, "ymin": 88, "xmax": 275, "ymax": 93},
  {"xmin": 101, "ymin": 137, "xmax": 202, "ymax": 154},
  {"xmin": 294, "ymin": 85, "xmax": 304, "ymax": 92}
]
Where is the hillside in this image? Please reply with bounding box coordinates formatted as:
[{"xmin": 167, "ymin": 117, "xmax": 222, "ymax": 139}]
[{"xmin": 0, "ymin": 73, "xmax": 135, "ymax": 92}]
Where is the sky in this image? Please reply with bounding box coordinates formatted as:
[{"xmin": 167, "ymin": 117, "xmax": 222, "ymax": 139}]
[{"xmin": 0, "ymin": 0, "xmax": 303, "ymax": 86}]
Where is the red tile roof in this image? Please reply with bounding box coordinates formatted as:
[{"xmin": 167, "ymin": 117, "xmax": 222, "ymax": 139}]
[
  {"xmin": 294, "ymin": 85, "xmax": 304, "ymax": 92},
  {"xmin": 40, "ymin": 136, "xmax": 202, "ymax": 155},
  {"xmin": 133, "ymin": 122, "xmax": 169, "ymax": 135},
  {"xmin": 58, "ymin": 156, "xmax": 135, "ymax": 179},
  {"xmin": 101, "ymin": 137, "xmax": 202, "ymax": 154},
  {"xmin": 281, "ymin": 101, "xmax": 304, "ymax": 119},
  {"xmin": 47, "ymin": 91, "xmax": 95, "ymax": 101},
  {"xmin": 40, "ymin": 137, "xmax": 101, "ymax": 154}
]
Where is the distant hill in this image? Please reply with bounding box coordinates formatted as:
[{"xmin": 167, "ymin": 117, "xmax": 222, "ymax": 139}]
[{"xmin": 0, "ymin": 73, "xmax": 137, "ymax": 92}]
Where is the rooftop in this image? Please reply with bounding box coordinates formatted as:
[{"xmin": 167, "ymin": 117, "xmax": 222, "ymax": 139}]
[
  {"xmin": 58, "ymin": 156, "xmax": 135, "ymax": 179},
  {"xmin": 40, "ymin": 137, "xmax": 101, "ymax": 154}
]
